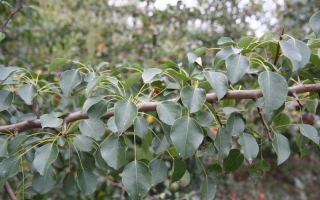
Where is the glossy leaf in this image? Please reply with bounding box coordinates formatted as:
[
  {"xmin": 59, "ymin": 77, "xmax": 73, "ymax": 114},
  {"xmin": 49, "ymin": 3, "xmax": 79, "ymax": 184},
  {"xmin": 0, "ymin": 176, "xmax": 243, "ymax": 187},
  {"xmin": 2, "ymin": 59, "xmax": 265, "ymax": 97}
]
[
  {"xmin": 33, "ymin": 143, "xmax": 59, "ymax": 175},
  {"xmin": 214, "ymin": 127, "xmax": 232, "ymax": 161},
  {"xmin": 208, "ymin": 163, "xmax": 223, "ymax": 178},
  {"xmin": 152, "ymin": 134, "xmax": 170, "ymax": 154},
  {"xmin": 73, "ymin": 135, "xmax": 93, "ymax": 152},
  {"xmin": 107, "ymin": 116, "xmax": 118, "ymax": 133},
  {"xmin": 18, "ymin": 84, "xmax": 37, "ymax": 105},
  {"xmin": 273, "ymin": 113, "xmax": 290, "ymax": 128},
  {"xmin": 238, "ymin": 37, "xmax": 255, "ymax": 48},
  {"xmin": 226, "ymin": 54, "xmax": 250, "ymax": 84},
  {"xmin": 100, "ymin": 135, "xmax": 127, "ymax": 170},
  {"xmin": 48, "ymin": 58, "xmax": 68, "ymax": 73},
  {"xmin": 226, "ymin": 112, "xmax": 245, "ymax": 136},
  {"xmin": 114, "ymin": 100, "xmax": 138, "ymax": 133},
  {"xmin": 200, "ymin": 177, "xmax": 216, "ymax": 200},
  {"xmin": 63, "ymin": 172, "xmax": 76, "ymax": 195},
  {"xmin": 310, "ymin": 11, "xmax": 320, "ymax": 36},
  {"xmin": 142, "ymin": 68, "xmax": 162, "ymax": 83},
  {"xmin": 0, "ymin": 90, "xmax": 13, "ymax": 112},
  {"xmin": 79, "ymin": 119, "xmax": 105, "ymax": 141},
  {"xmin": 213, "ymin": 46, "xmax": 236, "ymax": 68},
  {"xmin": 0, "ymin": 155, "xmax": 21, "ymax": 178},
  {"xmin": 170, "ymin": 158, "xmax": 186, "ymax": 185},
  {"xmin": 122, "ymin": 161, "xmax": 152, "ymax": 200},
  {"xmin": 170, "ymin": 117, "xmax": 204, "ymax": 159},
  {"xmin": 79, "ymin": 152, "xmax": 95, "ymax": 171},
  {"xmin": 86, "ymin": 75, "xmax": 104, "ymax": 95},
  {"xmin": 82, "ymin": 95, "xmax": 104, "ymax": 113},
  {"xmin": 0, "ymin": 66, "xmax": 19, "ymax": 81},
  {"xmin": 33, "ymin": 167, "xmax": 57, "ymax": 194},
  {"xmin": 150, "ymin": 159, "xmax": 168, "ymax": 186},
  {"xmin": 0, "ymin": 138, "xmax": 8, "ymax": 157},
  {"xmin": 87, "ymin": 99, "xmax": 108, "ymax": 120},
  {"xmin": 196, "ymin": 111, "xmax": 215, "ymax": 127},
  {"xmin": 204, "ymin": 71, "xmax": 228, "ymax": 100},
  {"xmin": 288, "ymin": 39, "xmax": 311, "ymax": 71},
  {"xmin": 7, "ymin": 135, "xmax": 27, "ymax": 155},
  {"xmin": 156, "ymin": 101, "xmax": 182, "ymax": 125},
  {"xmin": 194, "ymin": 47, "xmax": 208, "ymax": 57},
  {"xmin": 223, "ymin": 149, "xmax": 244, "ymax": 173},
  {"xmin": 249, "ymin": 160, "xmax": 270, "ymax": 180},
  {"xmin": 0, "ymin": 32, "xmax": 5, "ymax": 42},
  {"xmin": 258, "ymin": 71, "xmax": 288, "ymax": 113},
  {"xmin": 59, "ymin": 69, "xmax": 82, "ymax": 97},
  {"xmin": 77, "ymin": 169, "xmax": 97, "ymax": 196},
  {"xmin": 180, "ymin": 86, "xmax": 206, "ymax": 113},
  {"xmin": 272, "ymin": 133, "xmax": 290, "ymax": 165},
  {"xmin": 134, "ymin": 116, "xmax": 149, "ymax": 138},
  {"xmin": 298, "ymin": 124, "xmax": 319, "ymax": 144},
  {"xmin": 124, "ymin": 72, "xmax": 142, "ymax": 91},
  {"xmin": 237, "ymin": 133, "xmax": 259, "ymax": 163},
  {"xmin": 40, "ymin": 113, "xmax": 63, "ymax": 128},
  {"xmin": 217, "ymin": 37, "xmax": 235, "ymax": 45}
]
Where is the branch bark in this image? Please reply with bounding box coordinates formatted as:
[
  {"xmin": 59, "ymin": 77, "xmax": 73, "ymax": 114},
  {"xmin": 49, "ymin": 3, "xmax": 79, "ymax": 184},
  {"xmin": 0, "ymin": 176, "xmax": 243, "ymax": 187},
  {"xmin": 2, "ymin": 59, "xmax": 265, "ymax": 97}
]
[
  {"xmin": 4, "ymin": 181, "xmax": 17, "ymax": 200},
  {"xmin": 0, "ymin": 0, "xmax": 27, "ymax": 32},
  {"xmin": 1, "ymin": 83, "xmax": 320, "ymax": 134}
]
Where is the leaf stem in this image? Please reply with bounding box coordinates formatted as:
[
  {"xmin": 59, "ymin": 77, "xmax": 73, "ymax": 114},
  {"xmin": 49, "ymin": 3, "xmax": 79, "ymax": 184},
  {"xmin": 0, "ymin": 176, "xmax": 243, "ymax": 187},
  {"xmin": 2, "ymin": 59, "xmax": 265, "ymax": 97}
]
[{"xmin": 273, "ymin": 26, "xmax": 285, "ymax": 66}]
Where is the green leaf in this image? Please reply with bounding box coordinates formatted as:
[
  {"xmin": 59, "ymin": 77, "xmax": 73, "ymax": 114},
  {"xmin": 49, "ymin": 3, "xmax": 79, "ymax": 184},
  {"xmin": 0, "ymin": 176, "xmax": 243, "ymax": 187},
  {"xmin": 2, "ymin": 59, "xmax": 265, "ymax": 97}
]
[
  {"xmin": 124, "ymin": 72, "xmax": 142, "ymax": 91},
  {"xmin": 7, "ymin": 135, "xmax": 27, "ymax": 155},
  {"xmin": 208, "ymin": 163, "xmax": 223, "ymax": 177},
  {"xmin": 0, "ymin": 155, "xmax": 20, "ymax": 178},
  {"xmin": 170, "ymin": 117, "xmax": 204, "ymax": 159},
  {"xmin": 214, "ymin": 127, "xmax": 232, "ymax": 161},
  {"xmin": 305, "ymin": 98, "xmax": 318, "ymax": 113},
  {"xmin": 296, "ymin": 134, "xmax": 309, "ymax": 153},
  {"xmin": 0, "ymin": 90, "xmax": 13, "ymax": 112},
  {"xmin": 226, "ymin": 112, "xmax": 245, "ymax": 136},
  {"xmin": 114, "ymin": 100, "xmax": 138, "ymax": 133},
  {"xmin": 238, "ymin": 37, "xmax": 255, "ymax": 48},
  {"xmin": 165, "ymin": 68, "xmax": 190, "ymax": 82},
  {"xmin": 237, "ymin": 133, "xmax": 259, "ymax": 163},
  {"xmin": 298, "ymin": 124, "xmax": 319, "ymax": 144},
  {"xmin": 32, "ymin": 167, "xmax": 57, "ymax": 194},
  {"xmin": 152, "ymin": 134, "xmax": 170, "ymax": 154},
  {"xmin": 156, "ymin": 101, "xmax": 182, "ymax": 125},
  {"xmin": 272, "ymin": 133, "xmax": 290, "ymax": 165},
  {"xmin": 298, "ymin": 70, "xmax": 315, "ymax": 83},
  {"xmin": 40, "ymin": 113, "xmax": 63, "ymax": 128},
  {"xmin": 122, "ymin": 161, "xmax": 152, "ymax": 200},
  {"xmin": 180, "ymin": 86, "xmax": 206, "ymax": 113},
  {"xmin": 87, "ymin": 99, "xmax": 108, "ymax": 120},
  {"xmin": 0, "ymin": 32, "xmax": 5, "ymax": 42},
  {"xmin": 273, "ymin": 113, "xmax": 290, "ymax": 128},
  {"xmin": 310, "ymin": 11, "xmax": 320, "ymax": 36},
  {"xmin": 79, "ymin": 152, "xmax": 95, "ymax": 170},
  {"xmin": 95, "ymin": 147, "xmax": 108, "ymax": 169},
  {"xmin": 0, "ymin": 138, "xmax": 8, "ymax": 157},
  {"xmin": 63, "ymin": 172, "xmax": 76, "ymax": 195},
  {"xmin": 79, "ymin": 119, "xmax": 105, "ymax": 141},
  {"xmin": 226, "ymin": 54, "xmax": 250, "ymax": 84},
  {"xmin": 223, "ymin": 149, "xmax": 244, "ymax": 173},
  {"xmin": 258, "ymin": 71, "xmax": 288, "ymax": 113},
  {"xmin": 177, "ymin": 170, "xmax": 190, "ymax": 187},
  {"xmin": 48, "ymin": 58, "xmax": 68, "ymax": 73},
  {"xmin": 134, "ymin": 116, "xmax": 149, "ymax": 138},
  {"xmin": 217, "ymin": 37, "xmax": 236, "ymax": 45},
  {"xmin": 194, "ymin": 47, "xmax": 208, "ymax": 57},
  {"xmin": 142, "ymin": 68, "xmax": 162, "ymax": 83},
  {"xmin": 82, "ymin": 95, "xmax": 104, "ymax": 114},
  {"xmin": 77, "ymin": 169, "xmax": 97, "ymax": 196},
  {"xmin": 100, "ymin": 135, "xmax": 127, "ymax": 170},
  {"xmin": 249, "ymin": 160, "xmax": 270, "ymax": 180},
  {"xmin": 200, "ymin": 177, "xmax": 216, "ymax": 200},
  {"xmin": 204, "ymin": 71, "xmax": 228, "ymax": 100},
  {"xmin": 18, "ymin": 84, "xmax": 37, "ymax": 105},
  {"xmin": 0, "ymin": 66, "xmax": 19, "ymax": 81},
  {"xmin": 86, "ymin": 75, "xmax": 104, "ymax": 95},
  {"xmin": 213, "ymin": 46, "xmax": 237, "ymax": 68},
  {"xmin": 73, "ymin": 135, "xmax": 93, "ymax": 152},
  {"xmin": 84, "ymin": 72, "xmax": 100, "ymax": 82},
  {"xmin": 33, "ymin": 143, "xmax": 59, "ymax": 175},
  {"xmin": 170, "ymin": 158, "xmax": 186, "ymax": 185},
  {"xmin": 196, "ymin": 111, "xmax": 214, "ymax": 127},
  {"xmin": 59, "ymin": 69, "xmax": 82, "ymax": 97},
  {"xmin": 107, "ymin": 116, "xmax": 118, "ymax": 133},
  {"xmin": 150, "ymin": 159, "xmax": 168, "ymax": 186}
]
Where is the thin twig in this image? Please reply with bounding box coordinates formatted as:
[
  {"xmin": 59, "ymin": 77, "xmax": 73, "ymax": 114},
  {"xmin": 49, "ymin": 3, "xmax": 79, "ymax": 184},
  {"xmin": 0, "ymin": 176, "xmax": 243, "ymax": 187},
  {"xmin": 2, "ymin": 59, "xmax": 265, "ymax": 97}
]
[
  {"xmin": 257, "ymin": 107, "xmax": 272, "ymax": 141},
  {"xmin": 0, "ymin": 0, "xmax": 27, "ymax": 32},
  {"xmin": 292, "ymin": 92, "xmax": 305, "ymax": 107},
  {"xmin": 273, "ymin": 25, "xmax": 285, "ymax": 66},
  {"xmin": 211, "ymin": 102, "xmax": 224, "ymax": 127},
  {"xmin": 109, "ymin": 181, "xmax": 125, "ymax": 197},
  {"xmin": 4, "ymin": 181, "xmax": 17, "ymax": 200}
]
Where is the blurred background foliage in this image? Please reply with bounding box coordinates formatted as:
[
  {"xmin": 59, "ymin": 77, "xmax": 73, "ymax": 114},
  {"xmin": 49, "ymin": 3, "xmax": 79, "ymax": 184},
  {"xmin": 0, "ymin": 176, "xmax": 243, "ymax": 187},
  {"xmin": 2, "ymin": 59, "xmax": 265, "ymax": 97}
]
[{"xmin": 0, "ymin": 0, "xmax": 319, "ymax": 199}]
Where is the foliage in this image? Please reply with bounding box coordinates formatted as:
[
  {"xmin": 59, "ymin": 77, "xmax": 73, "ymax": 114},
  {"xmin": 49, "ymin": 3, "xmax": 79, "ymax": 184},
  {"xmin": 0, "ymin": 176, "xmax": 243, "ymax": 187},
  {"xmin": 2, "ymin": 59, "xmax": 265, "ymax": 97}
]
[{"xmin": 0, "ymin": 1, "xmax": 320, "ymax": 199}]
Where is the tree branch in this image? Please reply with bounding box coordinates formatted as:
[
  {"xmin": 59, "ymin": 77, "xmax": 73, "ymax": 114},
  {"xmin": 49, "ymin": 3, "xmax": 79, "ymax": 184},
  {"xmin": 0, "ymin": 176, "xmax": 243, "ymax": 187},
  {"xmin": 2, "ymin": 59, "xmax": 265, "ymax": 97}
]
[
  {"xmin": 4, "ymin": 181, "xmax": 17, "ymax": 200},
  {"xmin": 1, "ymin": 83, "xmax": 320, "ymax": 134},
  {"xmin": 0, "ymin": 0, "xmax": 27, "ymax": 32}
]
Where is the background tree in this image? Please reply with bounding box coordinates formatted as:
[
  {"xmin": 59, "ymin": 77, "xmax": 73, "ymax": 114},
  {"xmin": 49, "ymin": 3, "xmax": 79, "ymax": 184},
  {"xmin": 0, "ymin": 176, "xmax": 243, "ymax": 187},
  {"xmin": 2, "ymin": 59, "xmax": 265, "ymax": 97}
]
[{"xmin": 0, "ymin": 0, "xmax": 320, "ymax": 199}]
